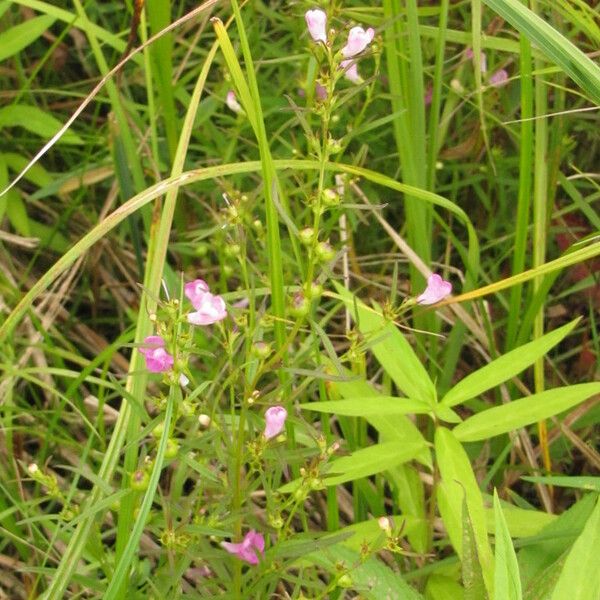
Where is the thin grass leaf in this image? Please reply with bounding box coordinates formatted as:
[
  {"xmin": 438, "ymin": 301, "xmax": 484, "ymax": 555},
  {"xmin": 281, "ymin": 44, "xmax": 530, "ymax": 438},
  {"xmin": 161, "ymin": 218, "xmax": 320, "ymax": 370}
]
[{"xmin": 493, "ymin": 490, "xmax": 523, "ymax": 600}]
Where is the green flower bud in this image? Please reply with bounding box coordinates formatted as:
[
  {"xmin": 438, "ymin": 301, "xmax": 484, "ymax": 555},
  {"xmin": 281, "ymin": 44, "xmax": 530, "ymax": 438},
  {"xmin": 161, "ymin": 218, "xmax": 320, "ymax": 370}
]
[
  {"xmin": 252, "ymin": 341, "xmax": 272, "ymax": 359},
  {"xmin": 299, "ymin": 227, "xmax": 314, "ymax": 245},
  {"xmin": 322, "ymin": 188, "xmax": 340, "ymax": 207},
  {"xmin": 315, "ymin": 241, "xmax": 335, "ymax": 262},
  {"xmin": 195, "ymin": 242, "xmax": 209, "ymax": 257},
  {"xmin": 130, "ymin": 469, "xmax": 150, "ymax": 491},
  {"xmin": 165, "ymin": 439, "xmax": 180, "ymax": 459},
  {"xmin": 224, "ymin": 243, "xmax": 241, "ymax": 258},
  {"xmin": 288, "ymin": 293, "xmax": 310, "ymax": 318},
  {"xmin": 337, "ymin": 574, "xmax": 352, "ymax": 588}
]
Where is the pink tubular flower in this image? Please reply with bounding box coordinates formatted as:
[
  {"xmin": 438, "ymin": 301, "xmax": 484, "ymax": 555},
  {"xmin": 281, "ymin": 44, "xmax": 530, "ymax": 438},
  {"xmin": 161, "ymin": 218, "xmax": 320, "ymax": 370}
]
[
  {"xmin": 305, "ymin": 9, "xmax": 327, "ymax": 44},
  {"xmin": 341, "ymin": 59, "xmax": 362, "ymax": 84},
  {"xmin": 341, "ymin": 26, "xmax": 375, "ymax": 58},
  {"xmin": 185, "ymin": 279, "xmax": 210, "ymax": 309},
  {"xmin": 489, "ymin": 69, "xmax": 508, "ymax": 87},
  {"xmin": 264, "ymin": 406, "xmax": 287, "ymax": 440},
  {"xmin": 416, "ymin": 274, "xmax": 452, "ymax": 306},
  {"xmin": 226, "ymin": 90, "xmax": 243, "ymax": 114},
  {"xmin": 139, "ymin": 336, "xmax": 174, "ymax": 373},
  {"xmin": 221, "ymin": 530, "xmax": 265, "ymax": 565},
  {"xmin": 188, "ymin": 292, "xmax": 227, "ymax": 326}
]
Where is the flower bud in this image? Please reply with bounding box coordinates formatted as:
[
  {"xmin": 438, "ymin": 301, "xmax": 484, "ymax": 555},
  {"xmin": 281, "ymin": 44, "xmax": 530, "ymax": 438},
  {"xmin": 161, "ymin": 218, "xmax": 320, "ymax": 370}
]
[
  {"xmin": 198, "ymin": 414, "xmax": 211, "ymax": 428},
  {"xmin": 299, "ymin": 227, "xmax": 314, "ymax": 245},
  {"xmin": 252, "ymin": 341, "xmax": 272, "ymax": 359},
  {"xmin": 315, "ymin": 241, "xmax": 335, "ymax": 262},
  {"xmin": 224, "ymin": 243, "xmax": 241, "ymax": 258},
  {"xmin": 337, "ymin": 574, "xmax": 353, "ymax": 588},
  {"xmin": 322, "ymin": 188, "xmax": 340, "ymax": 207},
  {"xmin": 165, "ymin": 439, "xmax": 180, "ymax": 459},
  {"xmin": 288, "ymin": 293, "xmax": 310, "ymax": 318},
  {"xmin": 130, "ymin": 469, "xmax": 150, "ymax": 491}
]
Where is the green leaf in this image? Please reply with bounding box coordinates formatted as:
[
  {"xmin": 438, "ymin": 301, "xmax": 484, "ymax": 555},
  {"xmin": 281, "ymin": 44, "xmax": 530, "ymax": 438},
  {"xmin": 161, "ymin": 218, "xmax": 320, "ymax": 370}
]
[
  {"xmin": 6, "ymin": 192, "xmax": 30, "ymax": 236},
  {"xmin": 425, "ymin": 575, "xmax": 464, "ymax": 599},
  {"xmin": 300, "ymin": 397, "xmax": 433, "ymax": 417},
  {"xmin": 482, "ymin": 0, "xmax": 600, "ymax": 104},
  {"xmin": 333, "ymin": 283, "xmax": 436, "ymax": 403},
  {"xmin": 453, "ymin": 383, "xmax": 600, "ymax": 442},
  {"xmin": 0, "ymin": 105, "xmax": 83, "ymax": 144},
  {"xmin": 493, "ymin": 490, "xmax": 523, "ymax": 600},
  {"xmin": 520, "ymin": 476, "xmax": 600, "ymax": 492},
  {"xmin": 484, "ymin": 503, "xmax": 555, "ymax": 538},
  {"xmin": 442, "ymin": 319, "xmax": 579, "ymax": 407},
  {"xmin": 462, "ymin": 496, "xmax": 488, "ymax": 600},
  {"xmin": 278, "ymin": 440, "xmax": 426, "ymax": 493},
  {"xmin": 550, "ymin": 496, "xmax": 600, "ymax": 600},
  {"xmin": 435, "ymin": 428, "xmax": 494, "ymax": 595},
  {"xmin": 0, "ymin": 14, "xmax": 55, "ymax": 62}
]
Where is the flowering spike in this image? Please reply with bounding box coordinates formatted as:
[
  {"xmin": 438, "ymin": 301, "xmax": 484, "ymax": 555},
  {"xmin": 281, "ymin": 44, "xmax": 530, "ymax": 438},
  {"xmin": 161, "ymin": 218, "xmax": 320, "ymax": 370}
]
[
  {"xmin": 305, "ymin": 9, "xmax": 327, "ymax": 44},
  {"xmin": 264, "ymin": 406, "xmax": 287, "ymax": 440},
  {"xmin": 221, "ymin": 530, "xmax": 265, "ymax": 564},
  {"xmin": 416, "ymin": 274, "xmax": 452, "ymax": 306},
  {"xmin": 341, "ymin": 26, "xmax": 375, "ymax": 58}
]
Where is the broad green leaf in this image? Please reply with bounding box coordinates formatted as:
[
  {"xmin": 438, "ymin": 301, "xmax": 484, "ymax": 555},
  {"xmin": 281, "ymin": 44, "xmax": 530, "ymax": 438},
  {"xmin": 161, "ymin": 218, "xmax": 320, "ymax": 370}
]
[
  {"xmin": 334, "ymin": 283, "xmax": 436, "ymax": 403},
  {"xmin": 493, "ymin": 490, "xmax": 523, "ymax": 600},
  {"xmin": 0, "ymin": 105, "xmax": 83, "ymax": 144},
  {"xmin": 483, "ymin": 0, "xmax": 600, "ymax": 104},
  {"xmin": 442, "ymin": 319, "xmax": 579, "ymax": 407},
  {"xmin": 278, "ymin": 440, "xmax": 426, "ymax": 493},
  {"xmin": 300, "ymin": 396, "xmax": 432, "ymax": 417},
  {"xmin": 453, "ymin": 383, "xmax": 600, "ymax": 442},
  {"xmin": 435, "ymin": 428, "xmax": 494, "ymax": 595},
  {"xmin": 521, "ymin": 476, "xmax": 600, "ymax": 493},
  {"xmin": 0, "ymin": 14, "xmax": 55, "ymax": 62},
  {"xmin": 462, "ymin": 496, "xmax": 488, "ymax": 600},
  {"xmin": 550, "ymin": 497, "xmax": 600, "ymax": 600},
  {"xmin": 6, "ymin": 192, "xmax": 30, "ymax": 236}
]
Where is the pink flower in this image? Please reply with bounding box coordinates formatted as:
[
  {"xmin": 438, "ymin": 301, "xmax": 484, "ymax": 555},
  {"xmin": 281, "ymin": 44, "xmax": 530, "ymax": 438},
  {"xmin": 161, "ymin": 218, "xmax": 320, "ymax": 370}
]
[
  {"xmin": 305, "ymin": 9, "xmax": 327, "ymax": 44},
  {"xmin": 465, "ymin": 48, "xmax": 487, "ymax": 73},
  {"xmin": 226, "ymin": 90, "xmax": 243, "ymax": 114},
  {"xmin": 264, "ymin": 406, "xmax": 287, "ymax": 440},
  {"xmin": 489, "ymin": 69, "xmax": 508, "ymax": 87},
  {"xmin": 424, "ymin": 86, "xmax": 433, "ymax": 106},
  {"xmin": 187, "ymin": 292, "xmax": 227, "ymax": 326},
  {"xmin": 315, "ymin": 82, "xmax": 328, "ymax": 100},
  {"xmin": 221, "ymin": 530, "xmax": 265, "ymax": 565},
  {"xmin": 416, "ymin": 274, "xmax": 452, "ymax": 305},
  {"xmin": 139, "ymin": 336, "xmax": 174, "ymax": 373},
  {"xmin": 341, "ymin": 59, "xmax": 362, "ymax": 84},
  {"xmin": 341, "ymin": 26, "xmax": 375, "ymax": 58},
  {"xmin": 185, "ymin": 279, "xmax": 210, "ymax": 309}
]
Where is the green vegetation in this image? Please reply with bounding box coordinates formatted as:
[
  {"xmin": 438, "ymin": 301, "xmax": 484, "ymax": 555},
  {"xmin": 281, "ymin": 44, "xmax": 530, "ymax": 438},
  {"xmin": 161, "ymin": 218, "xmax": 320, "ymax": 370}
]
[{"xmin": 1, "ymin": 1, "xmax": 599, "ymax": 598}]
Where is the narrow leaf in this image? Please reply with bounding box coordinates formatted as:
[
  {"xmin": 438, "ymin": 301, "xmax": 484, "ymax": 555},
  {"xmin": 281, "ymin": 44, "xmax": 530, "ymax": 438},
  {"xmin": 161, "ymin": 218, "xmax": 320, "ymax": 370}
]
[
  {"xmin": 453, "ymin": 383, "xmax": 600, "ymax": 442},
  {"xmin": 442, "ymin": 319, "xmax": 579, "ymax": 407},
  {"xmin": 493, "ymin": 490, "xmax": 523, "ymax": 600},
  {"xmin": 0, "ymin": 15, "xmax": 55, "ymax": 62},
  {"xmin": 0, "ymin": 105, "xmax": 83, "ymax": 144}
]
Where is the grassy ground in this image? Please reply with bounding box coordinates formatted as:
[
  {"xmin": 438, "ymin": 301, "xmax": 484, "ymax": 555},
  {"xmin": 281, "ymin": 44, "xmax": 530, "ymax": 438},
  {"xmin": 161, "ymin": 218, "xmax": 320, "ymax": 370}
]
[{"xmin": 0, "ymin": 1, "xmax": 599, "ymax": 598}]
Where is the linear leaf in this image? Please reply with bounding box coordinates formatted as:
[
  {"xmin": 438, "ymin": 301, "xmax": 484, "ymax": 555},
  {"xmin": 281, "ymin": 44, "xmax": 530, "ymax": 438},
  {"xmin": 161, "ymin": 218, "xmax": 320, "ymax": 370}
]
[
  {"xmin": 0, "ymin": 105, "xmax": 82, "ymax": 144},
  {"xmin": 0, "ymin": 14, "xmax": 55, "ymax": 62},
  {"xmin": 435, "ymin": 428, "xmax": 494, "ymax": 595},
  {"xmin": 442, "ymin": 319, "xmax": 579, "ymax": 407},
  {"xmin": 453, "ymin": 383, "xmax": 600, "ymax": 442},
  {"xmin": 493, "ymin": 490, "xmax": 523, "ymax": 600},
  {"xmin": 278, "ymin": 440, "xmax": 426, "ymax": 493}
]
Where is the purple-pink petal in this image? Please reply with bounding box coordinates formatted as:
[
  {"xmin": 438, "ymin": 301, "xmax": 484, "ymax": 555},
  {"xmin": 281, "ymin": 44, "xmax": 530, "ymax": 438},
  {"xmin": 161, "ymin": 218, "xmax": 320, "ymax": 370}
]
[
  {"xmin": 416, "ymin": 274, "xmax": 452, "ymax": 306},
  {"xmin": 341, "ymin": 26, "xmax": 375, "ymax": 58},
  {"xmin": 489, "ymin": 69, "xmax": 508, "ymax": 87},
  {"xmin": 264, "ymin": 406, "xmax": 288, "ymax": 440},
  {"xmin": 185, "ymin": 279, "xmax": 210, "ymax": 310},
  {"xmin": 221, "ymin": 530, "xmax": 264, "ymax": 565},
  {"xmin": 187, "ymin": 292, "xmax": 227, "ymax": 326}
]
